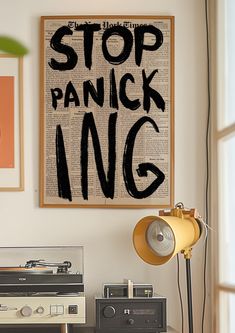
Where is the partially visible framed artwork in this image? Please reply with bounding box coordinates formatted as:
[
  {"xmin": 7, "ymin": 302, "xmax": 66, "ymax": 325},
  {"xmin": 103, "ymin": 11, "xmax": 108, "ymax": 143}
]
[
  {"xmin": 0, "ymin": 54, "xmax": 24, "ymax": 191},
  {"xmin": 40, "ymin": 15, "xmax": 174, "ymax": 208}
]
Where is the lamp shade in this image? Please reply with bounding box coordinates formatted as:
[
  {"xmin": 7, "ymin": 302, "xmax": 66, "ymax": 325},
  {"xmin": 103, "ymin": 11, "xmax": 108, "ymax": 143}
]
[{"xmin": 133, "ymin": 208, "xmax": 201, "ymax": 265}]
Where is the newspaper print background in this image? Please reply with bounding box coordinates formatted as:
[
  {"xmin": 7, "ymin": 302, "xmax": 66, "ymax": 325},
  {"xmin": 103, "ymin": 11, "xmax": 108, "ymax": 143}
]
[{"xmin": 40, "ymin": 16, "xmax": 174, "ymax": 207}]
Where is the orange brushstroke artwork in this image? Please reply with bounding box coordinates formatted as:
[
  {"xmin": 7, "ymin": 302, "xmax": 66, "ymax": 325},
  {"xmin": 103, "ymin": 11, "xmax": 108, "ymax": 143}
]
[{"xmin": 0, "ymin": 76, "xmax": 14, "ymax": 168}]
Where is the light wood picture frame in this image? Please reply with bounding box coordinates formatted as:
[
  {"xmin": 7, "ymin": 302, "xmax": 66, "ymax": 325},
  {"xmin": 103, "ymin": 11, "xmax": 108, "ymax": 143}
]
[
  {"xmin": 40, "ymin": 16, "xmax": 174, "ymax": 208},
  {"xmin": 0, "ymin": 54, "xmax": 24, "ymax": 191}
]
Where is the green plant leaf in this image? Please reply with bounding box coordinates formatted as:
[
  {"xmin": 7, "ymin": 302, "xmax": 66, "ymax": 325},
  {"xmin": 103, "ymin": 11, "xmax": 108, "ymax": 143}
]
[{"xmin": 0, "ymin": 36, "xmax": 28, "ymax": 56}]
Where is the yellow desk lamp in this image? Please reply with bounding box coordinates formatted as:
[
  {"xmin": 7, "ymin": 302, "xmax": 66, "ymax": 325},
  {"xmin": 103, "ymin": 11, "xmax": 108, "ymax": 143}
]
[{"xmin": 133, "ymin": 204, "xmax": 202, "ymax": 333}]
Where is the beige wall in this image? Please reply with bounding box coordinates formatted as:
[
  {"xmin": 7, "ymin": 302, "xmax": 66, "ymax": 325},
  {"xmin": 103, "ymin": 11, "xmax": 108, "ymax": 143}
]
[{"xmin": 0, "ymin": 0, "xmax": 209, "ymax": 331}]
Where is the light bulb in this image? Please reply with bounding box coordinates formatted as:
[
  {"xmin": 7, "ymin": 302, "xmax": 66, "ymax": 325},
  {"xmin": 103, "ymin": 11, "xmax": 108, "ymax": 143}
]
[{"xmin": 146, "ymin": 220, "xmax": 175, "ymax": 257}]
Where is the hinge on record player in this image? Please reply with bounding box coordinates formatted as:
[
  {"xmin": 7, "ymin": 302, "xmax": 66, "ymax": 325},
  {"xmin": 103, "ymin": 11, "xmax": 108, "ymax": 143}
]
[{"xmin": 25, "ymin": 260, "xmax": 72, "ymax": 273}]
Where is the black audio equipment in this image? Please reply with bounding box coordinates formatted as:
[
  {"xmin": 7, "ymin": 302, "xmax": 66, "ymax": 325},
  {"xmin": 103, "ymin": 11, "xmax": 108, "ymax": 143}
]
[
  {"xmin": 103, "ymin": 284, "xmax": 153, "ymax": 298},
  {"xmin": 0, "ymin": 261, "xmax": 84, "ymax": 294},
  {"xmin": 95, "ymin": 296, "xmax": 167, "ymax": 333}
]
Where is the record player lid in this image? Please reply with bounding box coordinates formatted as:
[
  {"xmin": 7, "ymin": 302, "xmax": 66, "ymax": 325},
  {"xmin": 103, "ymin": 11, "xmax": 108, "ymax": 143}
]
[{"xmin": 0, "ymin": 246, "xmax": 84, "ymax": 276}]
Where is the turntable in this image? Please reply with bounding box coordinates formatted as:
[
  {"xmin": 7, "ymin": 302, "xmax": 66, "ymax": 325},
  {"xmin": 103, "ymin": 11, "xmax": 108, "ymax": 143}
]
[
  {"xmin": 0, "ymin": 246, "xmax": 85, "ymax": 330},
  {"xmin": 0, "ymin": 259, "xmax": 83, "ymax": 294}
]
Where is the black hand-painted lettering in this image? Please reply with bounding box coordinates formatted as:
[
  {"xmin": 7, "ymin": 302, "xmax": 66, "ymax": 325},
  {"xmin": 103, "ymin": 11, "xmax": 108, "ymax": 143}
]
[
  {"xmin": 119, "ymin": 73, "xmax": 141, "ymax": 110},
  {"xmin": 51, "ymin": 88, "xmax": 63, "ymax": 110},
  {"xmin": 64, "ymin": 81, "xmax": 80, "ymax": 108},
  {"xmin": 83, "ymin": 77, "xmax": 104, "ymax": 107},
  {"xmin": 81, "ymin": 112, "xmax": 117, "ymax": 200},
  {"xmin": 49, "ymin": 26, "xmax": 78, "ymax": 71},
  {"xmin": 134, "ymin": 25, "xmax": 163, "ymax": 66},
  {"xmin": 123, "ymin": 116, "xmax": 165, "ymax": 199},
  {"xmin": 110, "ymin": 68, "xmax": 119, "ymax": 110},
  {"xmin": 142, "ymin": 69, "xmax": 165, "ymax": 112},
  {"xmin": 102, "ymin": 26, "xmax": 133, "ymax": 65},
  {"xmin": 56, "ymin": 124, "xmax": 72, "ymax": 201},
  {"xmin": 75, "ymin": 24, "xmax": 101, "ymax": 70}
]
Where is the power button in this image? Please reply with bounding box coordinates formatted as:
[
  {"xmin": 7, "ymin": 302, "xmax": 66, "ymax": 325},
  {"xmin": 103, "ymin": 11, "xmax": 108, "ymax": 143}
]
[{"xmin": 68, "ymin": 305, "xmax": 78, "ymax": 314}]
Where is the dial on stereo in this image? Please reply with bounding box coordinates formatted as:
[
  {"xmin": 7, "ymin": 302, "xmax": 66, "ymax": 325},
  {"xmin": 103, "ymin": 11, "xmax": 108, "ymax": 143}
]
[
  {"xmin": 103, "ymin": 305, "xmax": 116, "ymax": 318},
  {"xmin": 20, "ymin": 306, "xmax": 33, "ymax": 317}
]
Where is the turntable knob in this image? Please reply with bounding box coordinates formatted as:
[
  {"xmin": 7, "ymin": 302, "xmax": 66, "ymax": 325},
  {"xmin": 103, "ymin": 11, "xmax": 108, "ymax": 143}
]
[
  {"xmin": 103, "ymin": 305, "xmax": 116, "ymax": 318},
  {"xmin": 20, "ymin": 306, "xmax": 33, "ymax": 317}
]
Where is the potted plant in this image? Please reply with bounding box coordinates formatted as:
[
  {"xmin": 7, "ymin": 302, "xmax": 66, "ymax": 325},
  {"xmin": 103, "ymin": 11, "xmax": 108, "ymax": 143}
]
[{"xmin": 0, "ymin": 36, "xmax": 28, "ymax": 56}]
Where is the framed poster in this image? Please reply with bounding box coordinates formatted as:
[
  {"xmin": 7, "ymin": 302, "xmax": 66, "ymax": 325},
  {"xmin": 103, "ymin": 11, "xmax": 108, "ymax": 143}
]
[
  {"xmin": 40, "ymin": 16, "xmax": 174, "ymax": 208},
  {"xmin": 0, "ymin": 54, "xmax": 24, "ymax": 191}
]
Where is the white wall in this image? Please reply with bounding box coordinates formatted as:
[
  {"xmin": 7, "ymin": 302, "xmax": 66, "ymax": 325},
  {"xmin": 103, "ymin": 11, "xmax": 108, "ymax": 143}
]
[{"xmin": 0, "ymin": 0, "xmax": 209, "ymax": 332}]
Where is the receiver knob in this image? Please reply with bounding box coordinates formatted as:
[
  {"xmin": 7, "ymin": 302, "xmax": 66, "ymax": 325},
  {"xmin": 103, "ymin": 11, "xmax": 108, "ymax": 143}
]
[
  {"xmin": 20, "ymin": 306, "xmax": 33, "ymax": 317},
  {"xmin": 127, "ymin": 318, "xmax": 135, "ymax": 325},
  {"xmin": 103, "ymin": 305, "xmax": 116, "ymax": 318}
]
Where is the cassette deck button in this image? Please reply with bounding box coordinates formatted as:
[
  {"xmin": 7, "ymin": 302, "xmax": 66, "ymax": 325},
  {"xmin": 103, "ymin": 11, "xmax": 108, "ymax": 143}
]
[
  {"xmin": 68, "ymin": 305, "xmax": 78, "ymax": 314},
  {"xmin": 50, "ymin": 305, "xmax": 57, "ymax": 315},
  {"xmin": 57, "ymin": 305, "xmax": 64, "ymax": 315},
  {"xmin": 36, "ymin": 306, "xmax": 44, "ymax": 314}
]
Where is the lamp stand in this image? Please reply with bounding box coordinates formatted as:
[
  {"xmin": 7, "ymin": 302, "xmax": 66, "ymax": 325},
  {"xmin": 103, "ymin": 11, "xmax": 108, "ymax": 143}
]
[
  {"xmin": 185, "ymin": 258, "xmax": 193, "ymax": 333},
  {"xmin": 183, "ymin": 248, "xmax": 194, "ymax": 333}
]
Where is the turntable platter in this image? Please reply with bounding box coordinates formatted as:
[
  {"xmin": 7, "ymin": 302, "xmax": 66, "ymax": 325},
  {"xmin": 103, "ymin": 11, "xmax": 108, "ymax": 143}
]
[{"xmin": 0, "ymin": 267, "xmax": 53, "ymax": 274}]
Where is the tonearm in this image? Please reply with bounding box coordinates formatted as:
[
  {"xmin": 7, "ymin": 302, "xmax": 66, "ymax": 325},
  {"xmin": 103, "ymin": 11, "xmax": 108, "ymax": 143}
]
[{"xmin": 25, "ymin": 260, "xmax": 72, "ymax": 273}]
